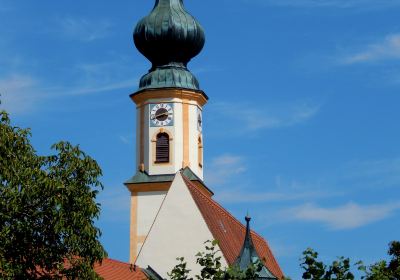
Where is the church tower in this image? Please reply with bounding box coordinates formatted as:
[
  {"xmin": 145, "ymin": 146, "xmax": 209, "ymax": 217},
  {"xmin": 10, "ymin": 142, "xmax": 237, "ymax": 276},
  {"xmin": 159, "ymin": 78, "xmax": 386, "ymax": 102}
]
[
  {"xmin": 125, "ymin": 0, "xmax": 210, "ymax": 263},
  {"xmin": 131, "ymin": 0, "xmax": 207, "ymax": 178}
]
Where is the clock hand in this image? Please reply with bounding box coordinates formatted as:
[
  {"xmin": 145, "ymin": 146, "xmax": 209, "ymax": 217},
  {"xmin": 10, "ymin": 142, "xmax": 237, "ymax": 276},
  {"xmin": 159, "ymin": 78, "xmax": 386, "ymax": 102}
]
[
  {"xmin": 155, "ymin": 112, "xmax": 169, "ymax": 118},
  {"xmin": 151, "ymin": 112, "xmax": 171, "ymax": 119}
]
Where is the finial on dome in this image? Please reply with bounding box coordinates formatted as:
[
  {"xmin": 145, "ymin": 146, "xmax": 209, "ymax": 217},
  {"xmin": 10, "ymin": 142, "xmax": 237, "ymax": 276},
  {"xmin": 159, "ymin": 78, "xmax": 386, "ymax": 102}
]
[
  {"xmin": 246, "ymin": 212, "xmax": 251, "ymax": 222},
  {"xmin": 245, "ymin": 215, "xmax": 252, "ymax": 238},
  {"xmin": 133, "ymin": 0, "xmax": 205, "ymax": 91}
]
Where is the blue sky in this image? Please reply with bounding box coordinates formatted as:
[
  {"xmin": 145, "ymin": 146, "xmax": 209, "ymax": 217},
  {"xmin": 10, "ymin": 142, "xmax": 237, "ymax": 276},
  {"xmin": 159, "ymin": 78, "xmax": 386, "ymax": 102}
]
[{"xmin": 1, "ymin": 0, "xmax": 400, "ymax": 278}]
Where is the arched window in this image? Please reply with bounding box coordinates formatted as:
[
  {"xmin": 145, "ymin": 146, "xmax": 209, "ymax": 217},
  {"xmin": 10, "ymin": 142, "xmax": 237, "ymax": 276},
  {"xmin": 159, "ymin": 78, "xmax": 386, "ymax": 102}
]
[
  {"xmin": 156, "ymin": 133, "xmax": 170, "ymax": 163},
  {"xmin": 198, "ymin": 136, "xmax": 203, "ymax": 168}
]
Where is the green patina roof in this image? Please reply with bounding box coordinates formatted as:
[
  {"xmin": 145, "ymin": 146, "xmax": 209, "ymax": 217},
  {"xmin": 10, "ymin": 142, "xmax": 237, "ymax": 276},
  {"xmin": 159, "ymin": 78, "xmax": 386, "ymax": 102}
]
[
  {"xmin": 125, "ymin": 167, "xmax": 214, "ymax": 196},
  {"xmin": 124, "ymin": 171, "xmax": 174, "ymax": 185},
  {"xmin": 138, "ymin": 65, "xmax": 201, "ymax": 91},
  {"xmin": 133, "ymin": 0, "xmax": 205, "ymax": 91},
  {"xmin": 181, "ymin": 167, "xmax": 203, "ymax": 181},
  {"xmin": 234, "ymin": 216, "xmax": 277, "ymax": 280},
  {"xmin": 142, "ymin": 266, "xmax": 164, "ymax": 280}
]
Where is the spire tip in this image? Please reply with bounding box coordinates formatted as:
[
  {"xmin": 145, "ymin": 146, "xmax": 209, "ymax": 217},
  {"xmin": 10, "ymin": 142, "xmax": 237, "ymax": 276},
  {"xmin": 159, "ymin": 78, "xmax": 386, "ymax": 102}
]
[{"xmin": 245, "ymin": 214, "xmax": 251, "ymax": 223}]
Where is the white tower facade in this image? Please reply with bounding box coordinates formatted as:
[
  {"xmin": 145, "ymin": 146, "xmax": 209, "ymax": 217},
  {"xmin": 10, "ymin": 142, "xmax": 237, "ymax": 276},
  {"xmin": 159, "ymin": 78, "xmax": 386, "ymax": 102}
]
[{"xmin": 132, "ymin": 89, "xmax": 207, "ymax": 180}]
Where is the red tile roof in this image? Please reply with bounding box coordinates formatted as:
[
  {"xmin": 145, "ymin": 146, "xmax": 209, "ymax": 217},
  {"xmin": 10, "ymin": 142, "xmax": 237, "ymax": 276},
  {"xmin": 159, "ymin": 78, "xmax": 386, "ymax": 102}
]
[
  {"xmin": 94, "ymin": 258, "xmax": 147, "ymax": 280},
  {"xmin": 183, "ymin": 176, "xmax": 284, "ymax": 279}
]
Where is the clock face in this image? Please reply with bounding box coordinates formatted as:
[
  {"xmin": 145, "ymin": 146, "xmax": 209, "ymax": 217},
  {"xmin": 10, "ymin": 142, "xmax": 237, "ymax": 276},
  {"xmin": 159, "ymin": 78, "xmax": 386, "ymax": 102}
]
[{"xmin": 150, "ymin": 103, "xmax": 174, "ymax": 126}]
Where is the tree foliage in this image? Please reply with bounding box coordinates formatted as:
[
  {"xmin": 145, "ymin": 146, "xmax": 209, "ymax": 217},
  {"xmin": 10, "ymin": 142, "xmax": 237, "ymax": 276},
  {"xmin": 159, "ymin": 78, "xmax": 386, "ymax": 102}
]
[
  {"xmin": 0, "ymin": 109, "xmax": 106, "ymax": 279},
  {"xmin": 360, "ymin": 241, "xmax": 400, "ymax": 280},
  {"xmin": 300, "ymin": 248, "xmax": 355, "ymax": 280},
  {"xmin": 168, "ymin": 240, "xmax": 272, "ymax": 280},
  {"xmin": 169, "ymin": 240, "xmax": 400, "ymax": 280},
  {"xmin": 300, "ymin": 241, "xmax": 400, "ymax": 280}
]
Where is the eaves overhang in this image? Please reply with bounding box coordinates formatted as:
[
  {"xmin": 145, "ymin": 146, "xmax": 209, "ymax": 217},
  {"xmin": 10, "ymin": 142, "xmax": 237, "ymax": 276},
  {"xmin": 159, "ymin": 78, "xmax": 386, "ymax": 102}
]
[
  {"xmin": 124, "ymin": 167, "xmax": 214, "ymax": 197},
  {"xmin": 130, "ymin": 87, "xmax": 209, "ymax": 106}
]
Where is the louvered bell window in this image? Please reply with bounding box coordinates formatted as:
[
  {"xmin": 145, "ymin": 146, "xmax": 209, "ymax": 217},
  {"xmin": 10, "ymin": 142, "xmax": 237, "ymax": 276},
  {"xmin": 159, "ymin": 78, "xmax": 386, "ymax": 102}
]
[{"xmin": 156, "ymin": 133, "xmax": 170, "ymax": 163}]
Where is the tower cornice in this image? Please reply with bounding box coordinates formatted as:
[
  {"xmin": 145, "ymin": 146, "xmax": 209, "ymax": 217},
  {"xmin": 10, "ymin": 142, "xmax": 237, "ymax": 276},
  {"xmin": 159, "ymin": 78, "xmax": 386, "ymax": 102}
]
[{"xmin": 130, "ymin": 88, "xmax": 209, "ymax": 107}]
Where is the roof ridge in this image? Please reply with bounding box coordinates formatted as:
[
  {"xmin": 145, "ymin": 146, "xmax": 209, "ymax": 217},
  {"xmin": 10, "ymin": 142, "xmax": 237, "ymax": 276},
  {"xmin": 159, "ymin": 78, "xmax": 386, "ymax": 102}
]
[
  {"xmin": 94, "ymin": 258, "xmax": 146, "ymax": 279},
  {"xmin": 103, "ymin": 258, "xmax": 128, "ymax": 265},
  {"xmin": 102, "ymin": 258, "xmax": 135, "ymax": 267}
]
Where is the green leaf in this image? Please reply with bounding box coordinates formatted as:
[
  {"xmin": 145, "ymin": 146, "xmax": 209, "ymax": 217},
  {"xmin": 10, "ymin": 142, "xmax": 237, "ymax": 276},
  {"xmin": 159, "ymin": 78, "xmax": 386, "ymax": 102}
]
[{"xmin": 0, "ymin": 109, "xmax": 106, "ymax": 279}]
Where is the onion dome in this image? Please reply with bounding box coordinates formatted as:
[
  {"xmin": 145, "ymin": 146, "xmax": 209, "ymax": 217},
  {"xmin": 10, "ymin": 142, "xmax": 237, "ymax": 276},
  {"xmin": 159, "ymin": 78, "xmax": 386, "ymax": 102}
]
[{"xmin": 133, "ymin": 0, "xmax": 205, "ymax": 91}]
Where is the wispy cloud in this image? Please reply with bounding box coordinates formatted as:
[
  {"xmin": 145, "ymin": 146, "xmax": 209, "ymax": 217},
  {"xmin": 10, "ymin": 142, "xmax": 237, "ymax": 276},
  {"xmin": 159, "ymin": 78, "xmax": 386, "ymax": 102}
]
[
  {"xmin": 216, "ymin": 190, "xmax": 340, "ymax": 204},
  {"xmin": 211, "ymin": 155, "xmax": 400, "ymax": 206},
  {"xmin": 208, "ymin": 101, "xmax": 320, "ymax": 133},
  {"xmin": 0, "ymin": 73, "xmax": 136, "ymax": 115},
  {"xmin": 347, "ymin": 158, "xmax": 400, "ymax": 178},
  {"xmin": 58, "ymin": 17, "xmax": 113, "ymax": 42},
  {"xmin": 334, "ymin": 157, "xmax": 400, "ymax": 190},
  {"xmin": 283, "ymin": 201, "xmax": 400, "ymax": 230},
  {"xmin": 267, "ymin": 240, "xmax": 297, "ymax": 258},
  {"xmin": 98, "ymin": 186, "xmax": 130, "ymax": 222},
  {"xmin": 0, "ymin": 75, "xmax": 44, "ymax": 115},
  {"xmin": 214, "ymin": 173, "xmax": 342, "ymax": 204},
  {"xmin": 118, "ymin": 134, "xmax": 133, "ymax": 145},
  {"xmin": 205, "ymin": 154, "xmax": 247, "ymax": 186},
  {"xmin": 70, "ymin": 61, "xmax": 138, "ymax": 95},
  {"xmin": 342, "ymin": 34, "xmax": 400, "ymax": 64},
  {"xmin": 0, "ymin": 55, "xmax": 138, "ymax": 115},
  {"xmin": 65, "ymin": 78, "xmax": 136, "ymax": 96},
  {"xmin": 254, "ymin": 0, "xmax": 400, "ymax": 9}
]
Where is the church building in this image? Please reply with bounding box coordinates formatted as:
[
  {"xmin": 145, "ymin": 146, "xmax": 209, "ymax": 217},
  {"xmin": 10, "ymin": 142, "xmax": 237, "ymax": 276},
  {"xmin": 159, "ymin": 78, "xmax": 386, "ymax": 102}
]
[{"xmin": 95, "ymin": 0, "xmax": 284, "ymax": 279}]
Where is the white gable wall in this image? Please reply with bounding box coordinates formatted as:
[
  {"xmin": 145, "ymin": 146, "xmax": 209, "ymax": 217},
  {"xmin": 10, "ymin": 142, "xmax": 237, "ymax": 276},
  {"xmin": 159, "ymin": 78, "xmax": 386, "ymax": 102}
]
[
  {"xmin": 135, "ymin": 173, "xmax": 227, "ymax": 277},
  {"xmin": 137, "ymin": 191, "xmax": 167, "ymax": 236}
]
